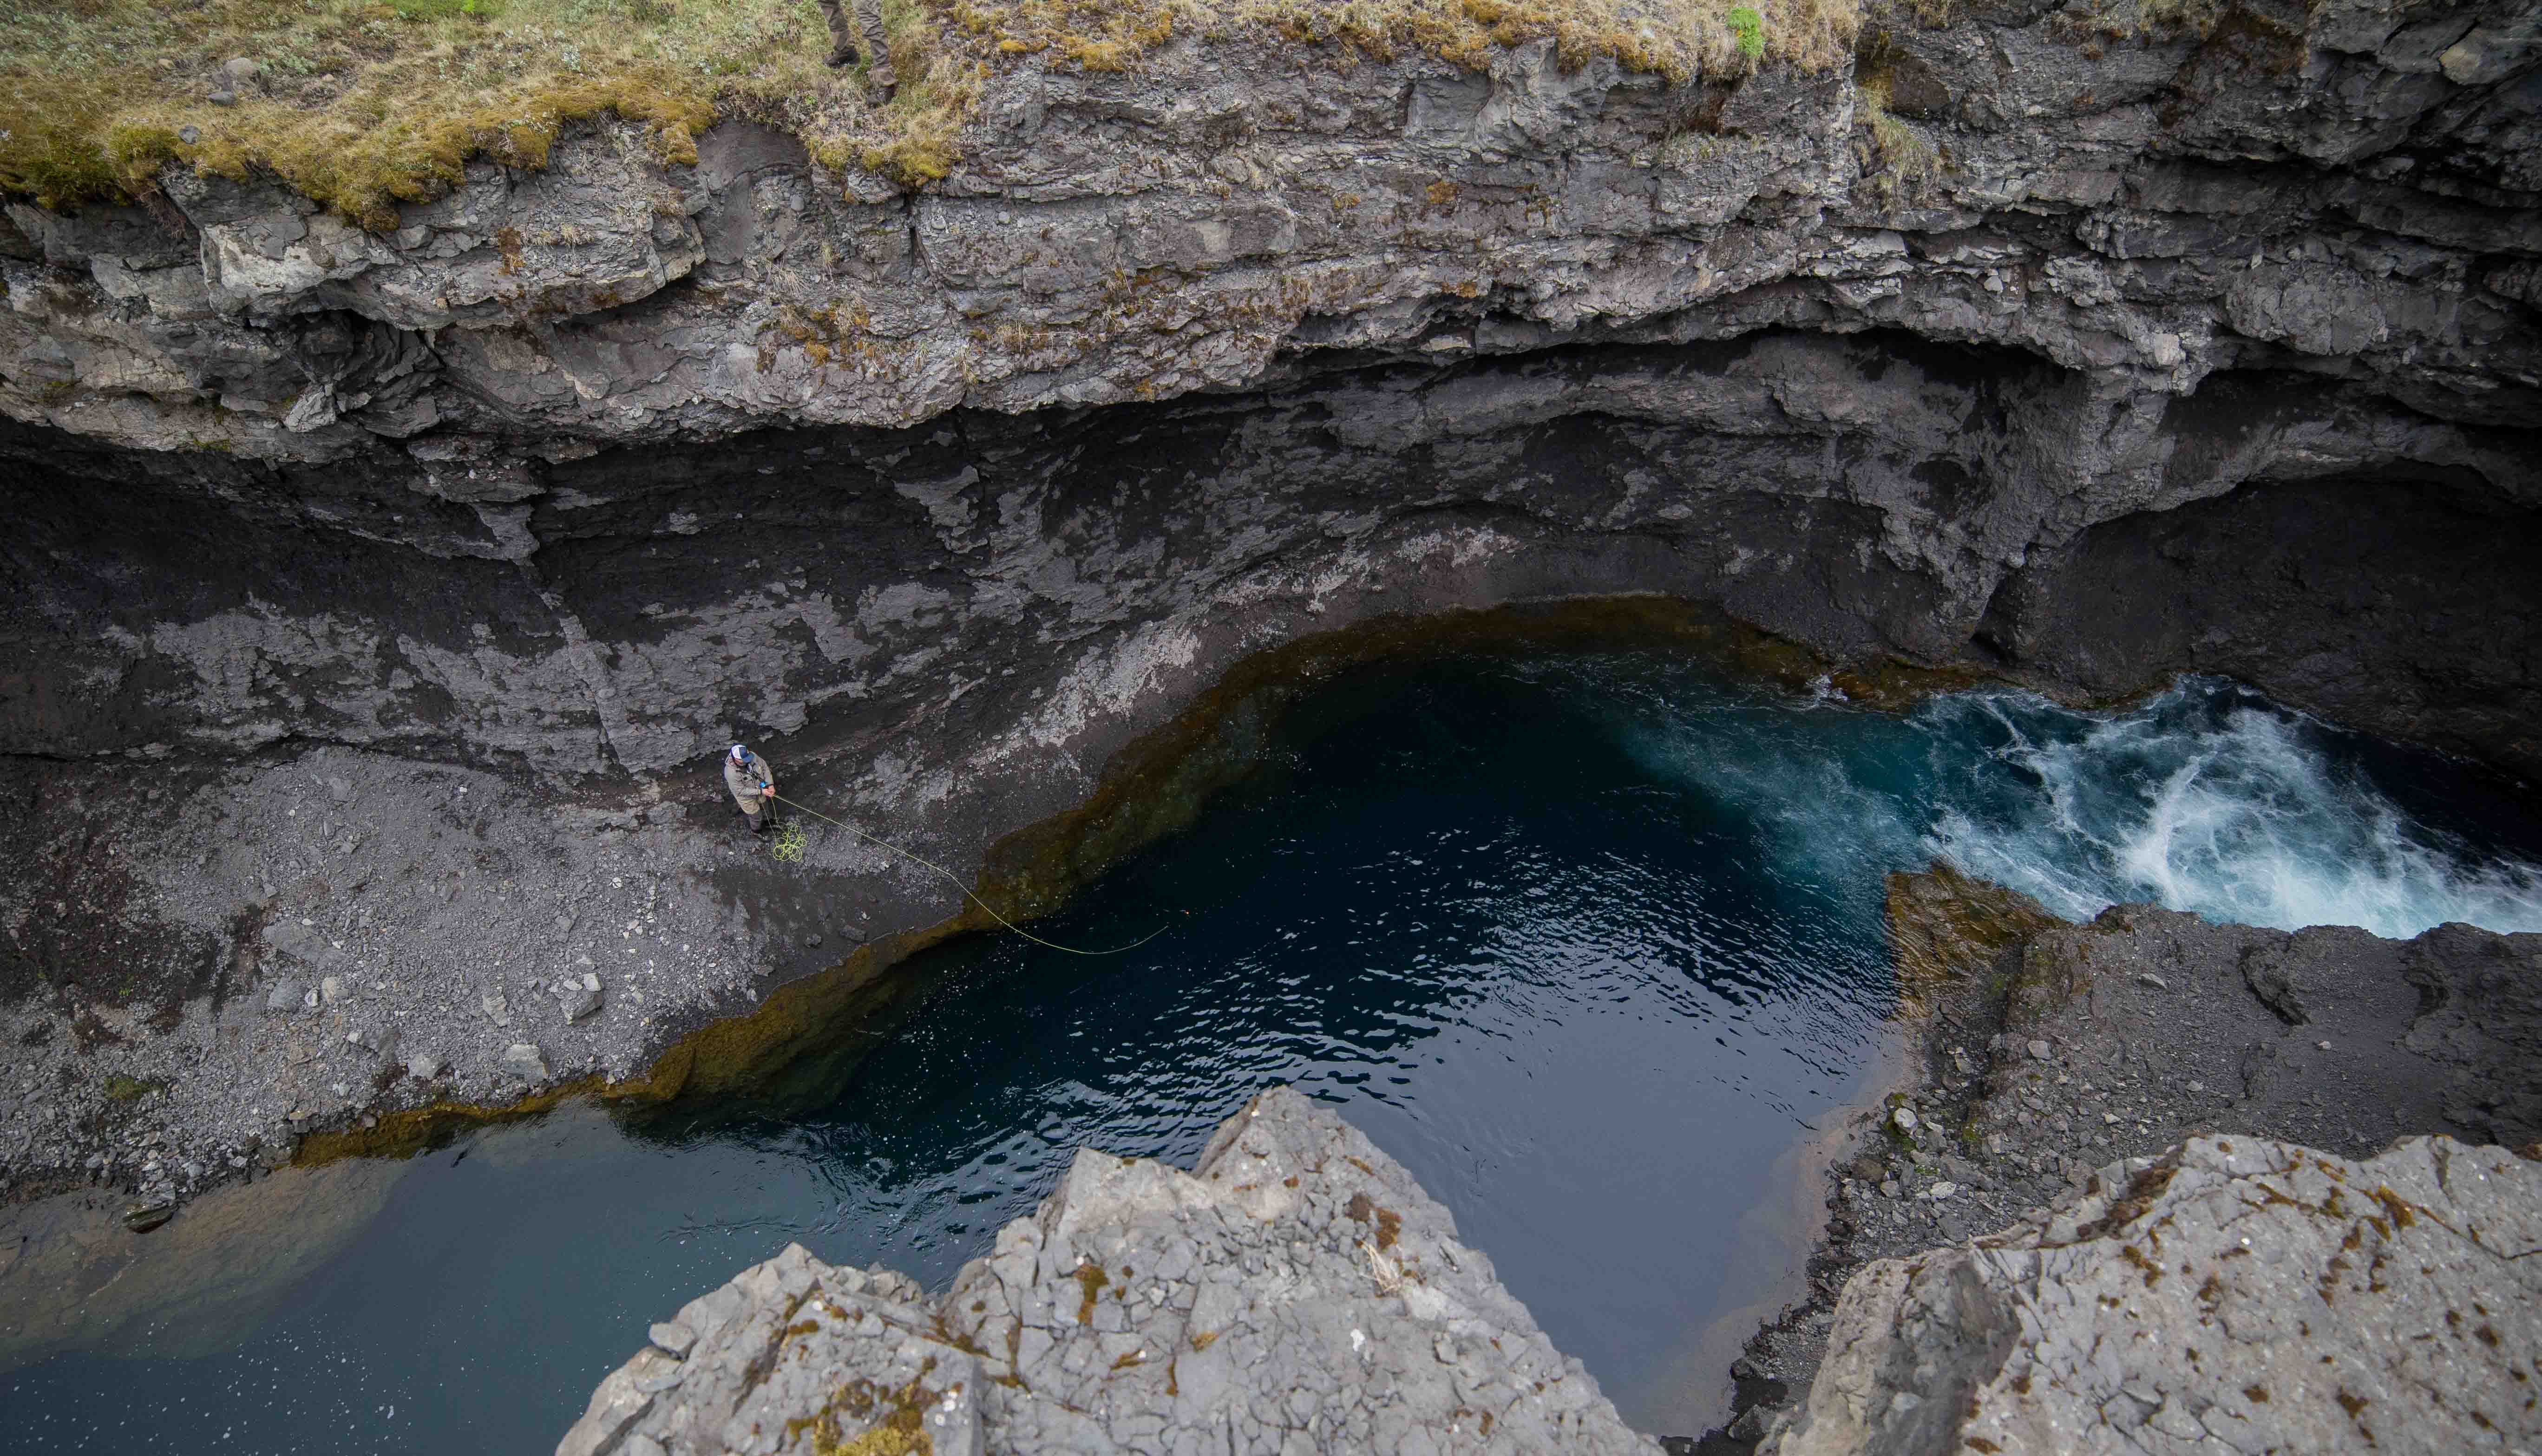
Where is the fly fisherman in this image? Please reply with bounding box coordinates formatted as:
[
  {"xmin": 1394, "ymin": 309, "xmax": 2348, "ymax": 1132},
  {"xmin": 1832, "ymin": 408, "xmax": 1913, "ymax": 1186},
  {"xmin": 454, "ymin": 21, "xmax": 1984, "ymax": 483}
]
[
  {"xmin": 816, "ymin": 0, "xmax": 896, "ymax": 103},
  {"xmin": 724, "ymin": 743, "xmax": 779, "ymax": 836}
]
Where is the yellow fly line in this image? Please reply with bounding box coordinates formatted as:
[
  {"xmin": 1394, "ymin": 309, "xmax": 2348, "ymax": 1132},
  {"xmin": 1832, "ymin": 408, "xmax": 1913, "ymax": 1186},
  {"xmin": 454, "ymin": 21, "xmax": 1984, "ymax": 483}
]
[{"xmin": 771, "ymin": 794, "xmax": 1169, "ymax": 957}]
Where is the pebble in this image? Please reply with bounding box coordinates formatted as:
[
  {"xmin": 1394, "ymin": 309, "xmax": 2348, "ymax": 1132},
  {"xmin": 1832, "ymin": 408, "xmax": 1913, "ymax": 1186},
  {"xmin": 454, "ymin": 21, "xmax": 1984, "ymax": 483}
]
[
  {"xmin": 2026, "ymin": 1039, "xmax": 2053, "ymax": 1061},
  {"xmin": 1926, "ymin": 1182, "xmax": 1959, "ymax": 1201},
  {"xmin": 556, "ymin": 974, "xmax": 604, "ymax": 1023},
  {"xmin": 649, "ymin": 1322, "xmax": 697, "ymax": 1358},
  {"xmin": 2135, "ymin": 972, "xmax": 2168, "ymax": 989},
  {"xmin": 501, "ymin": 1043, "xmax": 549, "ymax": 1081},
  {"xmin": 208, "ymin": 90, "xmax": 236, "ymax": 106},
  {"xmin": 1892, "ymin": 1107, "xmax": 1919, "ymax": 1133}
]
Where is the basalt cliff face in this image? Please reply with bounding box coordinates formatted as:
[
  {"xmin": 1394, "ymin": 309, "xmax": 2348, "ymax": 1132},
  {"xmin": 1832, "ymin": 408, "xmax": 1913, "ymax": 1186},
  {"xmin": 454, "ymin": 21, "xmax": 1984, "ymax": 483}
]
[{"xmin": 1, "ymin": 0, "xmax": 2539, "ymax": 1214}]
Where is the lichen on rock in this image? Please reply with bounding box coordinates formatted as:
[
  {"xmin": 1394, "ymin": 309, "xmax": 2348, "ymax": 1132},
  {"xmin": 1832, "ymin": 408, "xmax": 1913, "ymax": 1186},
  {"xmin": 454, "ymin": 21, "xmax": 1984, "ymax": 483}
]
[
  {"xmin": 1765, "ymin": 1133, "xmax": 2542, "ymax": 1456},
  {"xmin": 557, "ymin": 1084, "xmax": 1658, "ymax": 1455}
]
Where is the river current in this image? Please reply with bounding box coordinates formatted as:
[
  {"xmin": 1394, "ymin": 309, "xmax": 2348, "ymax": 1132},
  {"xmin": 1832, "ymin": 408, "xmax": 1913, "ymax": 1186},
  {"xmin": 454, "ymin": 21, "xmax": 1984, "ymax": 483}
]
[{"xmin": 4, "ymin": 657, "xmax": 2537, "ymax": 1450}]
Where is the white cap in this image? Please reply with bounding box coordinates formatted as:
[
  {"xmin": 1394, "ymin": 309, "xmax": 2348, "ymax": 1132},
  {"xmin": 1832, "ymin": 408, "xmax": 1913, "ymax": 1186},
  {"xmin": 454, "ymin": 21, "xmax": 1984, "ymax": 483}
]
[{"xmin": 729, "ymin": 743, "xmax": 747, "ymax": 759}]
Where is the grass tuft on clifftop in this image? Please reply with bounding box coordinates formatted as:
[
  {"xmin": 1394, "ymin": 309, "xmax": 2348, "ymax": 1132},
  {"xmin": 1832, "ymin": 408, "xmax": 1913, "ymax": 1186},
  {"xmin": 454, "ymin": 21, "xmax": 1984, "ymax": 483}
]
[{"xmin": 1, "ymin": 0, "xmax": 1854, "ymax": 223}]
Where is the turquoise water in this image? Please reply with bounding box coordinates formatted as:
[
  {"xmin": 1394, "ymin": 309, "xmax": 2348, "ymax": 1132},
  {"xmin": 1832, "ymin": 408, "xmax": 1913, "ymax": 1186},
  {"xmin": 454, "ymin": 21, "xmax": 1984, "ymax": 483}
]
[{"xmin": 4, "ymin": 658, "xmax": 2537, "ymax": 1450}]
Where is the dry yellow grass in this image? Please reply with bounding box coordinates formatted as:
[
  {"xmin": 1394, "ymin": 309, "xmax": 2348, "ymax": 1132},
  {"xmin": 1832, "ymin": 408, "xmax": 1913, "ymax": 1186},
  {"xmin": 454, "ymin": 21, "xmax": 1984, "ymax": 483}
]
[
  {"xmin": 939, "ymin": 0, "xmax": 1853, "ymax": 82},
  {"xmin": 1, "ymin": 0, "xmax": 1858, "ymax": 226}
]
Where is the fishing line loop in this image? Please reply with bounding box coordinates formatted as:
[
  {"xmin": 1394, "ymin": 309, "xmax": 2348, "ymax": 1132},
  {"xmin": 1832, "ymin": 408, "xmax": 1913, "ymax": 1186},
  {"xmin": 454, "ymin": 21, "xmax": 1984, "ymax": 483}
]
[{"xmin": 770, "ymin": 794, "xmax": 1168, "ymax": 957}]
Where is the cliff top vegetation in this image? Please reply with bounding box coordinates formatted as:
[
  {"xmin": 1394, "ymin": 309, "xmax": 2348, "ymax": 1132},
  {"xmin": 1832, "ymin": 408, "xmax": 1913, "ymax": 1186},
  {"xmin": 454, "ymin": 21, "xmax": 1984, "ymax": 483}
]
[{"xmin": 0, "ymin": 0, "xmax": 1853, "ymax": 223}]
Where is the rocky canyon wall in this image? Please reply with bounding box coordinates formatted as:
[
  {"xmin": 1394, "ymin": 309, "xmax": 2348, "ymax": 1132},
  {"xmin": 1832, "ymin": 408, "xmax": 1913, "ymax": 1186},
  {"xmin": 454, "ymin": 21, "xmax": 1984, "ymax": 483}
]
[{"xmin": 6, "ymin": 0, "xmax": 2538, "ymax": 785}]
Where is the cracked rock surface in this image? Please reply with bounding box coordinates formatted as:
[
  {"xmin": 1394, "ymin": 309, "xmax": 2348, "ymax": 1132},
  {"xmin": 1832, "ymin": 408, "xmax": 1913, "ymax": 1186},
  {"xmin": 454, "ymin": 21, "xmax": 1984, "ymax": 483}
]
[
  {"xmin": 1766, "ymin": 1133, "xmax": 2542, "ymax": 1456},
  {"xmin": 558, "ymin": 1085, "xmax": 1656, "ymax": 1456}
]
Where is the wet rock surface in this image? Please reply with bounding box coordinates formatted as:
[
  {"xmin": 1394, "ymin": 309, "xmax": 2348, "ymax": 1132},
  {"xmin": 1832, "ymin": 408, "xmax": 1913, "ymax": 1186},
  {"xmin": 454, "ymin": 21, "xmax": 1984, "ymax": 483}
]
[
  {"xmin": 0, "ymin": 0, "xmax": 2537, "ymax": 1370},
  {"xmin": 1704, "ymin": 868, "xmax": 2542, "ymax": 1450},
  {"xmin": 558, "ymin": 1085, "xmax": 1656, "ymax": 1456}
]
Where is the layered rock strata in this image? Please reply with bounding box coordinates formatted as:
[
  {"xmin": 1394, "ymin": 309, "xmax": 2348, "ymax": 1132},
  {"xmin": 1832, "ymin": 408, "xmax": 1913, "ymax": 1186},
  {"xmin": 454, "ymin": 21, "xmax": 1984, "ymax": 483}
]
[
  {"xmin": 557, "ymin": 1085, "xmax": 1655, "ymax": 1456},
  {"xmin": 1769, "ymin": 1133, "xmax": 2542, "ymax": 1456},
  {"xmin": 7, "ymin": 1, "xmax": 2538, "ymax": 464},
  {"xmin": 7, "ymin": 0, "xmax": 2541, "ymax": 774}
]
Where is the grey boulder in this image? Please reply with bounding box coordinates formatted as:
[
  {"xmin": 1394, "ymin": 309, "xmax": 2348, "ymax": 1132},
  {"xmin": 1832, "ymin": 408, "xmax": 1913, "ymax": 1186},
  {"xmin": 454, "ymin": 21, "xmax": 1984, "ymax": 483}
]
[
  {"xmin": 500, "ymin": 1043, "xmax": 549, "ymax": 1082},
  {"xmin": 555, "ymin": 973, "xmax": 603, "ymax": 1023},
  {"xmin": 1767, "ymin": 1134, "xmax": 2542, "ymax": 1455},
  {"xmin": 557, "ymin": 1085, "xmax": 1656, "ymax": 1455}
]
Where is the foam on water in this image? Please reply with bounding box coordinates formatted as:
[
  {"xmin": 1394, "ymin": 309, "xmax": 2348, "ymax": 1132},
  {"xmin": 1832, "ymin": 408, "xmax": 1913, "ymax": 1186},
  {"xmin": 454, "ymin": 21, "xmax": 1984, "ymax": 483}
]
[{"xmin": 1620, "ymin": 673, "xmax": 2542, "ymax": 939}]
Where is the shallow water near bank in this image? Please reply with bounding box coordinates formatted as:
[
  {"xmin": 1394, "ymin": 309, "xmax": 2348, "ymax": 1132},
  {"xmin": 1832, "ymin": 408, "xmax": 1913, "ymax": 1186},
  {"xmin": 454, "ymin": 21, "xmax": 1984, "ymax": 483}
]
[{"xmin": 5, "ymin": 659, "xmax": 2538, "ymax": 1451}]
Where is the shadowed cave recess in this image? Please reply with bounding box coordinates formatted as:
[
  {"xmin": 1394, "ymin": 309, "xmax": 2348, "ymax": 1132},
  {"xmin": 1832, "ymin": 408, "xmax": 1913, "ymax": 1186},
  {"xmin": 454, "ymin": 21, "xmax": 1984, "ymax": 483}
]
[{"xmin": 8, "ymin": 329, "xmax": 2538, "ymax": 791}]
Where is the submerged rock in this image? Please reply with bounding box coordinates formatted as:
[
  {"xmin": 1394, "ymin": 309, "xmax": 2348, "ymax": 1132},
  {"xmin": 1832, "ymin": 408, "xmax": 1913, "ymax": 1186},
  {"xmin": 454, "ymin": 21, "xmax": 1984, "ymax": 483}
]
[
  {"xmin": 558, "ymin": 1086, "xmax": 1655, "ymax": 1456},
  {"xmin": 1768, "ymin": 1135, "xmax": 2542, "ymax": 1456}
]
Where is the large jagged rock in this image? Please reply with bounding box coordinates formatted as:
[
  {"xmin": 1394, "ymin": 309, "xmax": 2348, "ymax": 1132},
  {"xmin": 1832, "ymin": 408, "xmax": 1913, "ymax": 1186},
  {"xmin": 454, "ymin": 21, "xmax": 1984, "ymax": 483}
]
[
  {"xmin": 1767, "ymin": 1134, "xmax": 2542, "ymax": 1456},
  {"xmin": 557, "ymin": 1086, "xmax": 1657, "ymax": 1456}
]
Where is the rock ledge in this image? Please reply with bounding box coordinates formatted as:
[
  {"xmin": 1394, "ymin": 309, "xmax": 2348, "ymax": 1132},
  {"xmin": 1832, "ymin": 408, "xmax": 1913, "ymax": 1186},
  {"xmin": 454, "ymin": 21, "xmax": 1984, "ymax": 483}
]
[{"xmin": 559, "ymin": 1084, "xmax": 1655, "ymax": 1455}]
